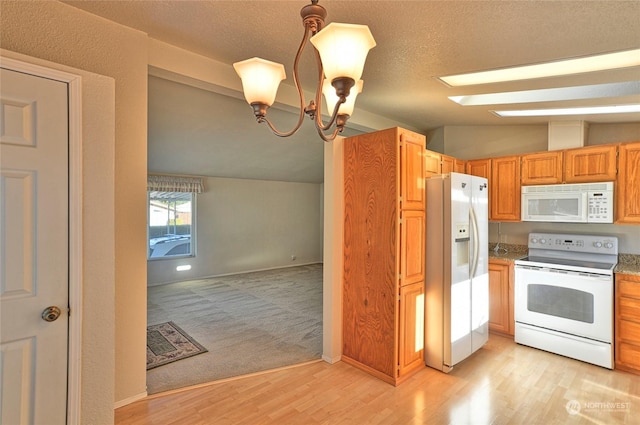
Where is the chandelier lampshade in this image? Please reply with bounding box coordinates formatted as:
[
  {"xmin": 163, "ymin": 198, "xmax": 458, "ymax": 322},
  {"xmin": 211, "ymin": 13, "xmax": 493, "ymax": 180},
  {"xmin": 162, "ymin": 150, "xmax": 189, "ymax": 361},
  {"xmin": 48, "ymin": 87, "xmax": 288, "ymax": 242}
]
[
  {"xmin": 233, "ymin": 58, "xmax": 286, "ymax": 106},
  {"xmin": 310, "ymin": 23, "xmax": 376, "ymax": 84},
  {"xmin": 323, "ymin": 79, "xmax": 363, "ymax": 117}
]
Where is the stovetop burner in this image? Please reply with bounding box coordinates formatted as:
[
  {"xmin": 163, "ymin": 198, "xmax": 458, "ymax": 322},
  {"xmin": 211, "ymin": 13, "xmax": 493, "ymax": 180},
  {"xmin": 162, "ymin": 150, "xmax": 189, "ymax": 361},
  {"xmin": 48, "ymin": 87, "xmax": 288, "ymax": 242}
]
[{"xmin": 515, "ymin": 232, "xmax": 618, "ymax": 275}]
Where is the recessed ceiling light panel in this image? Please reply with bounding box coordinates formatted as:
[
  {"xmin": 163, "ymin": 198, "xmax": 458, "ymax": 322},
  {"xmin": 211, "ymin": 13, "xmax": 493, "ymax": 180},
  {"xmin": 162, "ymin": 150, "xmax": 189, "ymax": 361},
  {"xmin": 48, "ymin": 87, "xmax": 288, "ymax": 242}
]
[
  {"xmin": 439, "ymin": 49, "xmax": 640, "ymax": 86},
  {"xmin": 493, "ymin": 104, "xmax": 640, "ymax": 117},
  {"xmin": 449, "ymin": 81, "xmax": 640, "ymax": 106}
]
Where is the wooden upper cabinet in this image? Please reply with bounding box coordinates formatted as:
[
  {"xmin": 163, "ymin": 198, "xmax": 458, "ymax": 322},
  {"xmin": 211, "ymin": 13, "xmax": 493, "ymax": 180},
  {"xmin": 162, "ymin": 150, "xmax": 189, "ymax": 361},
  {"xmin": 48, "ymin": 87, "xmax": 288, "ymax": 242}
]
[
  {"xmin": 440, "ymin": 155, "xmax": 466, "ymax": 174},
  {"xmin": 564, "ymin": 144, "xmax": 617, "ymax": 183},
  {"xmin": 401, "ymin": 130, "xmax": 426, "ymax": 210},
  {"xmin": 424, "ymin": 150, "xmax": 441, "ymax": 177},
  {"xmin": 521, "ymin": 151, "xmax": 563, "ymax": 185},
  {"xmin": 491, "ymin": 155, "xmax": 521, "ymax": 222},
  {"xmin": 466, "ymin": 159, "xmax": 491, "ymax": 179},
  {"xmin": 441, "ymin": 154, "xmax": 454, "ymax": 174},
  {"xmin": 616, "ymin": 141, "xmax": 640, "ymax": 224},
  {"xmin": 466, "ymin": 156, "xmax": 520, "ymax": 221},
  {"xmin": 467, "ymin": 158, "xmax": 493, "ymax": 218},
  {"xmin": 454, "ymin": 159, "xmax": 466, "ymax": 173}
]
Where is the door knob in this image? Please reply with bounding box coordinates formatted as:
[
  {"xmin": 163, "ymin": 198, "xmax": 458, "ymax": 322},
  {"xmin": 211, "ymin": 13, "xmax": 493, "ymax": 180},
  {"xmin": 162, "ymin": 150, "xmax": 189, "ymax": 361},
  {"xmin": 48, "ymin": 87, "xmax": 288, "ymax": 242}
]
[{"xmin": 42, "ymin": 306, "xmax": 62, "ymax": 322}]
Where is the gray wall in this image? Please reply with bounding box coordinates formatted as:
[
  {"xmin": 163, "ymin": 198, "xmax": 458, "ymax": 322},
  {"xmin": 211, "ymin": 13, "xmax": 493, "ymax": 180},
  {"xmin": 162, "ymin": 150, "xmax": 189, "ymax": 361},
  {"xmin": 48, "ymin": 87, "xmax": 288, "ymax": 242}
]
[
  {"xmin": 428, "ymin": 122, "xmax": 640, "ymax": 254},
  {"xmin": 427, "ymin": 122, "xmax": 640, "ymax": 157},
  {"xmin": 441, "ymin": 125, "xmax": 548, "ymax": 158},
  {"xmin": 147, "ymin": 176, "xmax": 323, "ymax": 285}
]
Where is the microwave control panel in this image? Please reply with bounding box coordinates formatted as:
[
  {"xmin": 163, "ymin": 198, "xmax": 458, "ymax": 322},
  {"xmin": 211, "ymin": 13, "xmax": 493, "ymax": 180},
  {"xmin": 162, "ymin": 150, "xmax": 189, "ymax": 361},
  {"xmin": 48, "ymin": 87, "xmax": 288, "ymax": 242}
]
[{"xmin": 587, "ymin": 191, "xmax": 614, "ymax": 223}]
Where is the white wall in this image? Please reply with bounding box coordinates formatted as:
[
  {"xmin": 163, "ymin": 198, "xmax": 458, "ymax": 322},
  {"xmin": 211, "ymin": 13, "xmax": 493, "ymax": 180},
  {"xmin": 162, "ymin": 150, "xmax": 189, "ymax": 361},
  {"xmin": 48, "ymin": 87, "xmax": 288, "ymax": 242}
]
[
  {"xmin": 322, "ymin": 138, "xmax": 344, "ymax": 363},
  {"xmin": 147, "ymin": 177, "xmax": 323, "ymax": 285}
]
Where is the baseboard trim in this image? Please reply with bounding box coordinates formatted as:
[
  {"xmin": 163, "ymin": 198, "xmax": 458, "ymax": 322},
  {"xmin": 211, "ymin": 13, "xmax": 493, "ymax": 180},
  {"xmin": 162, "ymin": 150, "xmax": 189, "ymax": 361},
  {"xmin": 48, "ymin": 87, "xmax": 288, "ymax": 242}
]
[
  {"xmin": 114, "ymin": 391, "xmax": 147, "ymax": 409},
  {"xmin": 141, "ymin": 359, "xmax": 324, "ymax": 401},
  {"xmin": 148, "ymin": 262, "xmax": 323, "ymax": 286},
  {"xmin": 322, "ymin": 354, "xmax": 342, "ymax": 364}
]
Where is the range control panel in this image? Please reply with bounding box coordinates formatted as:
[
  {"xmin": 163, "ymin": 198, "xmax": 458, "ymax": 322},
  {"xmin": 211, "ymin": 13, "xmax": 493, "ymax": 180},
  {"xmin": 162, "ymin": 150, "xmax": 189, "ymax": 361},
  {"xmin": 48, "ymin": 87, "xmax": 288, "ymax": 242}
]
[{"xmin": 528, "ymin": 233, "xmax": 618, "ymax": 254}]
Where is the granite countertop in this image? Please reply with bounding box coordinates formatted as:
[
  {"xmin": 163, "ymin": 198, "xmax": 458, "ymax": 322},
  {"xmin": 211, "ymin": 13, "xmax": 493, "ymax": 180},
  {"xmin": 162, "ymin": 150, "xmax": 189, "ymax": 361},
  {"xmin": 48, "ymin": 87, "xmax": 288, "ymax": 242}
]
[
  {"xmin": 488, "ymin": 243, "xmax": 528, "ymax": 262},
  {"xmin": 615, "ymin": 254, "xmax": 640, "ymax": 276},
  {"xmin": 485, "ymin": 244, "xmax": 640, "ymax": 275}
]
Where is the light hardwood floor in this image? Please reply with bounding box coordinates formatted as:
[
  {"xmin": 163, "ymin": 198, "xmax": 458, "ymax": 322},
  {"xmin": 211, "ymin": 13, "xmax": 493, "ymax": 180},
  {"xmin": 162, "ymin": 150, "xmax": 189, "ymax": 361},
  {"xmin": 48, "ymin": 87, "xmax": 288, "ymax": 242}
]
[{"xmin": 117, "ymin": 334, "xmax": 638, "ymax": 424}]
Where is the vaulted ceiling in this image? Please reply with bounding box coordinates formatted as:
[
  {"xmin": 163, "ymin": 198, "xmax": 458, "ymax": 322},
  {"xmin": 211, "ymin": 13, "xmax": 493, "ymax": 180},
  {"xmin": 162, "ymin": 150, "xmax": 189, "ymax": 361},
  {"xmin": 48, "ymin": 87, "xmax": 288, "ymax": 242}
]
[{"xmin": 63, "ymin": 1, "xmax": 640, "ymax": 182}]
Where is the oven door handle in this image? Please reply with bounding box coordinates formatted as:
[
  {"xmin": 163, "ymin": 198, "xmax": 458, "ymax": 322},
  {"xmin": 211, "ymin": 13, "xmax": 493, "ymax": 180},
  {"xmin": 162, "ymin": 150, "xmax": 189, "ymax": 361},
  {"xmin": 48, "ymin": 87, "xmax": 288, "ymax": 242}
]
[{"xmin": 470, "ymin": 206, "xmax": 480, "ymax": 278}]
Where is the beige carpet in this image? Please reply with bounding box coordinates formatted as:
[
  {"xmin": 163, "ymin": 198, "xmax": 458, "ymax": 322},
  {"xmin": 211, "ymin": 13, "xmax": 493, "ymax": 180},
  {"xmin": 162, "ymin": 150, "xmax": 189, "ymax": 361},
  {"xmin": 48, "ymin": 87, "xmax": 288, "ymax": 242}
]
[{"xmin": 146, "ymin": 263, "xmax": 323, "ymax": 394}]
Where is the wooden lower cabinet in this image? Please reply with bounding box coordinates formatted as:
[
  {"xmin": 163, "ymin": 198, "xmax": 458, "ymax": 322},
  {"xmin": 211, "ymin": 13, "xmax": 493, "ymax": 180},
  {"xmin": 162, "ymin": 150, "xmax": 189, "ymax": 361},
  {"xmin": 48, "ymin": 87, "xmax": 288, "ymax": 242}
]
[
  {"xmin": 398, "ymin": 282, "xmax": 426, "ymax": 377},
  {"xmin": 615, "ymin": 273, "xmax": 640, "ymax": 374},
  {"xmin": 488, "ymin": 259, "xmax": 514, "ymax": 336}
]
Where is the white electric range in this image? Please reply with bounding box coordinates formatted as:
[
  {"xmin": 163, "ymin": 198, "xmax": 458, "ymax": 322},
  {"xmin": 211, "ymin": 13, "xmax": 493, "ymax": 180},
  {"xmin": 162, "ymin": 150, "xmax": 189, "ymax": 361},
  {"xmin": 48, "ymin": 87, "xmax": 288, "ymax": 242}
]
[{"xmin": 514, "ymin": 233, "xmax": 618, "ymax": 369}]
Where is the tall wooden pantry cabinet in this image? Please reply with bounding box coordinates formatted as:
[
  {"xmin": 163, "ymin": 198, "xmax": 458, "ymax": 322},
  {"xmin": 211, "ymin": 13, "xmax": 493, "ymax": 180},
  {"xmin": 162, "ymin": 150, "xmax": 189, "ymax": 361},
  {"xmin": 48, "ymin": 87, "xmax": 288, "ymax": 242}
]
[{"xmin": 343, "ymin": 127, "xmax": 426, "ymax": 385}]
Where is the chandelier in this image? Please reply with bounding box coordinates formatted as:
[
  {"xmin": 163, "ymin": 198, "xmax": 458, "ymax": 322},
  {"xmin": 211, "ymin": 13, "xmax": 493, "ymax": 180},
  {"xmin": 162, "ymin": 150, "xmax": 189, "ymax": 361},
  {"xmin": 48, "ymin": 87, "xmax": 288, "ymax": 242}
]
[{"xmin": 233, "ymin": 0, "xmax": 376, "ymax": 142}]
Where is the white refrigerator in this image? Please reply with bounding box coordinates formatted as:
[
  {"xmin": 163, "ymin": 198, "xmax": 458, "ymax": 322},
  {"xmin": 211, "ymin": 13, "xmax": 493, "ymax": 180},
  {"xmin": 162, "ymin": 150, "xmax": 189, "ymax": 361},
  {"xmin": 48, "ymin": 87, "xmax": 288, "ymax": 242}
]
[{"xmin": 425, "ymin": 172, "xmax": 489, "ymax": 372}]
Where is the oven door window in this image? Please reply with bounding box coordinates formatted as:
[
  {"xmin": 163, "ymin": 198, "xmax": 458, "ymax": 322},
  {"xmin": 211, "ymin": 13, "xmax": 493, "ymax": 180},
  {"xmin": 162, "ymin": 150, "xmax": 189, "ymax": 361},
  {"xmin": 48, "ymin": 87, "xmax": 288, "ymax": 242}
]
[
  {"xmin": 527, "ymin": 284, "xmax": 594, "ymax": 323},
  {"xmin": 514, "ymin": 267, "xmax": 612, "ymax": 342}
]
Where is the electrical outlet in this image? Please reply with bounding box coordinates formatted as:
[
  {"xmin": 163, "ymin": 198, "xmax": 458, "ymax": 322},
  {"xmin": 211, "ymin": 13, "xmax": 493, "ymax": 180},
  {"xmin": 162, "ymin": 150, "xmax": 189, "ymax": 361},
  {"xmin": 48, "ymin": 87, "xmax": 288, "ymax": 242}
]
[{"xmin": 291, "ymin": 255, "xmax": 296, "ymax": 261}]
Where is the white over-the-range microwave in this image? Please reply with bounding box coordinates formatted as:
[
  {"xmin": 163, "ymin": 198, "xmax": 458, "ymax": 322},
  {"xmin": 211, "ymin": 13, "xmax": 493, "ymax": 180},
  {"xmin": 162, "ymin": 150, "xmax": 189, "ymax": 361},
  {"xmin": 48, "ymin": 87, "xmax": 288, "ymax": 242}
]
[{"xmin": 521, "ymin": 181, "xmax": 614, "ymax": 223}]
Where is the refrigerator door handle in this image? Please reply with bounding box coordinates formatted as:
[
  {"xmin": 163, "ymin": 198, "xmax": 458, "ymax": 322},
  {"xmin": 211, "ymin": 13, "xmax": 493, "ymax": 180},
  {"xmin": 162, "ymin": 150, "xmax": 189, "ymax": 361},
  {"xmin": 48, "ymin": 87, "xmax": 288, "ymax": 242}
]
[{"xmin": 469, "ymin": 206, "xmax": 480, "ymax": 278}]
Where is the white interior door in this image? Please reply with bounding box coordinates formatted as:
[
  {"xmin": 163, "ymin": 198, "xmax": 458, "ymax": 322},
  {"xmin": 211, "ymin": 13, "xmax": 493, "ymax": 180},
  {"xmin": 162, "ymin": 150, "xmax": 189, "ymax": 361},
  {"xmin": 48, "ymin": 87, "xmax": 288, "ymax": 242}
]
[{"xmin": 1, "ymin": 67, "xmax": 69, "ymax": 424}]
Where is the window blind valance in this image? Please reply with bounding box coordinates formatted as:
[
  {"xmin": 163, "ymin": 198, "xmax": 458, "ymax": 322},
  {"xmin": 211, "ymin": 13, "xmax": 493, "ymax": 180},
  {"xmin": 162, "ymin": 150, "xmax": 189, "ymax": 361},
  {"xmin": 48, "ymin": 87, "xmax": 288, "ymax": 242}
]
[{"xmin": 147, "ymin": 174, "xmax": 205, "ymax": 193}]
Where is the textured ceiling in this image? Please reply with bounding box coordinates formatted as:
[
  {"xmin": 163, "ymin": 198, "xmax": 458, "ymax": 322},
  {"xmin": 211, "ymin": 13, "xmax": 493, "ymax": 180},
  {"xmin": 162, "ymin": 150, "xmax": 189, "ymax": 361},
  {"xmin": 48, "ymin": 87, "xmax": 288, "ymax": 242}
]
[{"xmin": 62, "ymin": 1, "xmax": 640, "ymax": 182}]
